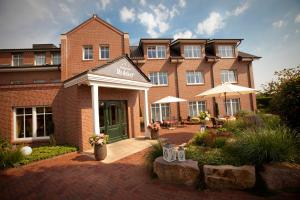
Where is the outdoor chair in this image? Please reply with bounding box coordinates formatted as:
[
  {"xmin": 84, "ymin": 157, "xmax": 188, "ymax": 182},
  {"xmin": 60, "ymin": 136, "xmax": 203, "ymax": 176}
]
[{"xmin": 211, "ymin": 117, "xmax": 223, "ymax": 128}]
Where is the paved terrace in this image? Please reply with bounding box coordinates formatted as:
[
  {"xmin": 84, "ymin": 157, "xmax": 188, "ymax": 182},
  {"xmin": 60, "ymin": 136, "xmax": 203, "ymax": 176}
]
[{"xmin": 0, "ymin": 125, "xmax": 298, "ymax": 200}]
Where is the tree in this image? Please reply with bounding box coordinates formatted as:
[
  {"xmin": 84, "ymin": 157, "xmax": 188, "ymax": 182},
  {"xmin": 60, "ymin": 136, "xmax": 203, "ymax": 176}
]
[{"xmin": 262, "ymin": 66, "xmax": 300, "ymax": 132}]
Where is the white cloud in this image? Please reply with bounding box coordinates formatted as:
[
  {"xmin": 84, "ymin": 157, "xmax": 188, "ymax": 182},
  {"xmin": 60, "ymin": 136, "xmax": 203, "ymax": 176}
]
[
  {"xmin": 196, "ymin": 12, "xmax": 225, "ymax": 36},
  {"xmin": 272, "ymin": 20, "xmax": 285, "ymax": 28},
  {"xmin": 226, "ymin": 1, "xmax": 250, "ymax": 16},
  {"xmin": 283, "ymin": 34, "xmax": 289, "ymax": 41},
  {"xmin": 139, "ymin": 0, "xmax": 146, "ymax": 6},
  {"xmin": 173, "ymin": 30, "xmax": 194, "ymax": 39},
  {"xmin": 120, "ymin": 6, "xmax": 135, "ymax": 23},
  {"xmin": 179, "ymin": 0, "xmax": 186, "ymax": 8},
  {"xmin": 96, "ymin": 0, "xmax": 110, "ymax": 10},
  {"xmin": 295, "ymin": 14, "xmax": 300, "ymax": 23},
  {"xmin": 138, "ymin": 12, "xmax": 159, "ymax": 37}
]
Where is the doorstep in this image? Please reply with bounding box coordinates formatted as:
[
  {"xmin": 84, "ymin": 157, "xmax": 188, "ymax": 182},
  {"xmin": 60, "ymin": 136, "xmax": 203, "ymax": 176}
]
[{"xmin": 83, "ymin": 137, "xmax": 157, "ymax": 163}]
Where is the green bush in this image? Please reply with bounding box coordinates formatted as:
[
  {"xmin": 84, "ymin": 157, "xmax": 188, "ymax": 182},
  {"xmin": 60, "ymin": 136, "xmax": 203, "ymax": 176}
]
[
  {"xmin": 0, "ymin": 137, "xmax": 24, "ymax": 169},
  {"xmin": 235, "ymin": 110, "xmax": 254, "ymax": 119},
  {"xmin": 19, "ymin": 146, "xmax": 77, "ymax": 165},
  {"xmin": 214, "ymin": 137, "xmax": 227, "ymax": 148},
  {"xmin": 222, "ymin": 119, "xmax": 248, "ymax": 135},
  {"xmin": 224, "ymin": 126, "xmax": 300, "ymax": 166},
  {"xmin": 259, "ymin": 114, "xmax": 282, "ymax": 129},
  {"xmin": 191, "ymin": 131, "xmax": 210, "ymax": 146},
  {"xmin": 186, "ymin": 145, "xmax": 242, "ymax": 166},
  {"xmin": 145, "ymin": 141, "xmax": 163, "ymax": 177}
]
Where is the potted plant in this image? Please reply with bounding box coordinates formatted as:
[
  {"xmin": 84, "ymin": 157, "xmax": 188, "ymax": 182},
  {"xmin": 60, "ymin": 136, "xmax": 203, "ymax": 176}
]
[
  {"xmin": 89, "ymin": 133, "xmax": 109, "ymax": 161},
  {"xmin": 199, "ymin": 111, "xmax": 211, "ymax": 129},
  {"xmin": 147, "ymin": 123, "xmax": 160, "ymax": 139}
]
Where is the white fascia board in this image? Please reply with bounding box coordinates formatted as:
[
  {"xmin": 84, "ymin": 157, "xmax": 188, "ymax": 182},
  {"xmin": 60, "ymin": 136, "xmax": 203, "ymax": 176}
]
[{"xmin": 64, "ymin": 74, "xmax": 88, "ymax": 88}]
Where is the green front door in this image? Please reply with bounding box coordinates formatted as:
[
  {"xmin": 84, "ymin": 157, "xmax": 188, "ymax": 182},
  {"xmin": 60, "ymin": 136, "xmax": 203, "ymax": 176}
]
[{"xmin": 99, "ymin": 100, "xmax": 128, "ymax": 143}]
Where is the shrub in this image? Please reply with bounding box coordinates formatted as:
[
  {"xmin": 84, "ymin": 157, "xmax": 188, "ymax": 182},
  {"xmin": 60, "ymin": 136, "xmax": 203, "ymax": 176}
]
[
  {"xmin": 0, "ymin": 137, "xmax": 24, "ymax": 169},
  {"xmin": 145, "ymin": 141, "xmax": 163, "ymax": 177},
  {"xmin": 259, "ymin": 114, "xmax": 282, "ymax": 129},
  {"xmin": 214, "ymin": 137, "xmax": 227, "ymax": 148},
  {"xmin": 191, "ymin": 131, "xmax": 211, "ymax": 146},
  {"xmin": 235, "ymin": 110, "xmax": 254, "ymax": 119},
  {"xmin": 222, "ymin": 119, "xmax": 248, "ymax": 135},
  {"xmin": 224, "ymin": 126, "xmax": 300, "ymax": 166}
]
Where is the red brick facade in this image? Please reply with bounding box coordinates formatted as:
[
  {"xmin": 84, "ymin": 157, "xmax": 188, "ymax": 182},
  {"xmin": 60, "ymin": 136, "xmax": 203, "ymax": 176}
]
[{"xmin": 0, "ymin": 15, "xmax": 259, "ymax": 151}]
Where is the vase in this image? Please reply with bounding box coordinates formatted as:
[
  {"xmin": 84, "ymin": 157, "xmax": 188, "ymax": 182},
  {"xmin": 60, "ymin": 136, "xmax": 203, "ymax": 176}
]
[
  {"xmin": 151, "ymin": 129, "xmax": 159, "ymax": 139},
  {"xmin": 94, "ymin": 144, "xmax": 107, "ymax": 161}
]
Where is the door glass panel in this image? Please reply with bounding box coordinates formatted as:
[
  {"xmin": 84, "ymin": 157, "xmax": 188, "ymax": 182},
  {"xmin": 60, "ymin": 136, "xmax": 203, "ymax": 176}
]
[
  {"xmin": 16, "ymin": 116, "xmax": 24, "ymax": 138},
  {"xmin": 37, "ymin": 114, "xmax": 44, "ymax": 137},
  {"xmin": 99, "ymin": 102, "xmax": 105, "ymax": 128},
  {"xmin": 45, "ymin": 114, "xmax": 54, "ymax": 136},
  {"xmin": 25, "ymin": 115, "xmax": 32, "ymax": 137},
  {"xmin": 110, "ymin": 104, "xmax": 117, "ymax": 125}
]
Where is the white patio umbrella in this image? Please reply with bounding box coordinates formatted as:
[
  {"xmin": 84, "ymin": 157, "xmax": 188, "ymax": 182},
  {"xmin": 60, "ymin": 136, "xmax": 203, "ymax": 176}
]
[
  {"xmin": 196, "ymin": 83, "xmax": 256, "ymax": 115},
  {"xmin": 153, "ymin": 96, "xmax": 186, "ymax": 122}
]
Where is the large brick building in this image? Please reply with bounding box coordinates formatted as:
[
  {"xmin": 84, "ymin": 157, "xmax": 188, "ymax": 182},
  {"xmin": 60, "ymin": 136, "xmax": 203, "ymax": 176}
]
[{"xmin": 0, "ymin": 15, "xmax": 260, "ymax": 151}]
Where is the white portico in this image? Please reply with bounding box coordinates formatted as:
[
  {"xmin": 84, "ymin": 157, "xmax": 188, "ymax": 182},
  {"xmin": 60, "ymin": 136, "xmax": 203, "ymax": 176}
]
[{"xmin": 64, "ymin": 55, "xmax": 152, "ymax": 139}]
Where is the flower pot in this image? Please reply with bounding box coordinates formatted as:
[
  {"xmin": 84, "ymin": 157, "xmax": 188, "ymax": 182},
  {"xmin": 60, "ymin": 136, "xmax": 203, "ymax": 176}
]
[
  {"xmin": 94, "ymin": 144, "xmax": 107, "ymax": 161},
  {"xmin": 151, "ymin": 130, "xmax": 159, "ymax": 139}
]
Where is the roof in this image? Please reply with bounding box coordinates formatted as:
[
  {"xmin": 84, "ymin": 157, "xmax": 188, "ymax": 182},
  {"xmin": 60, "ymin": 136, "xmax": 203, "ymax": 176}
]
[
  {"xmin": 238, "ymin": 51, "xmax": 261, "ymax": 59},
  {"xmin": 170, "ymin": 38, "xmax": 208, "ymax": 46},
  {"xmin": 62, "ymin": 14, "xmax": 124, "ymax": 36},
  {"xmin": 0, "ymin": 47, "xmax": 60, "ymax": 53},
  {"xmin": 64, "ymin": 54, "xmax": 151, "ymax": 83},
  {"xmin": 130, "ymin": 46, "xmax": 144, "ymax": 59}
]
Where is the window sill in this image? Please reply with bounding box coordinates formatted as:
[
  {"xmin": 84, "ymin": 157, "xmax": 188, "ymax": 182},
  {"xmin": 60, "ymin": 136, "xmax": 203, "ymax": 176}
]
[
  {"xmin": 13, "ymin": 136, "xmax": 50, "ymax": 143},
  {"xmin": 82, "ymin": 59, "xmax": 94, "ymax": 61},
  {"xmin": 219, "ymin": 57, "xmax": 236, "ymax": 59},
  {"xmin": 151, "ymin": 85, "xmax": 169, "ymax": 87},
  {"xmin": 147, "ymin": 58, "xmax": 167, "ymax": 60},
  {"xmin": 99, "ymin": 58, "xmax": 110, "ymax": 61},
  {"xmin": 186, "ymin": 83, "xmax": 205, "ymax": 86},
  {"xmin": 184, "ymin": 57, "xmax": 203, "ymax": 60}
]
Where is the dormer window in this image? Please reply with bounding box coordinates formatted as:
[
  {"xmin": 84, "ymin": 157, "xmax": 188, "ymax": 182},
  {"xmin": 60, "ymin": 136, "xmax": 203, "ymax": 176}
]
[
  {"xmin": 147, "ymin": 45, "xmax": 166, "ymax": 59},
  {"xmin": 12, "ymin": 53, "xmax": 23, "ymax": 66},
  {"xmin": 83, "ymin": 46, "xmax": 93, "ymax": 60},
  {"xmin": 35, "ymin": 53, "xmax": 46, "ymax": 66},
  {"xmin": 217, "ymin": 45, "xmax": 235, "ymax": 58},
  {"xmin": 52, "ymin": 52, "xmax": 60, "ymax": 65},
  {"xmin": 184, "ymin": 45, "xmax": 201, "ymax": 58}
]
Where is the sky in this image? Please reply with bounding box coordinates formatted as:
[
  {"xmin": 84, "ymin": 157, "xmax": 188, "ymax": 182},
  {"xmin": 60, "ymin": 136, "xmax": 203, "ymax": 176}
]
[{"xmin": 0, "ymin": 0, "xmax": 299, "ymax": 90}]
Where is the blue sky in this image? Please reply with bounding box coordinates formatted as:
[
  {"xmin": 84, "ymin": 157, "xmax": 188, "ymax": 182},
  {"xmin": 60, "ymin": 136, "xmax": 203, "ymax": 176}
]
[{"xmin": 0, "ymin": 0, "xmax": 300, "ymax": 89}]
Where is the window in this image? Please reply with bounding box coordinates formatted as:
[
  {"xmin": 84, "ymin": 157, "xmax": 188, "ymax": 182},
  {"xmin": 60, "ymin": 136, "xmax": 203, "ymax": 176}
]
[
  {"xmin": 52, "ymin": 52, "xmax": 60, "ymax": 65},
  {"xmin": 12, "ymin": 53, "xmax": 23, "ymax": 66},
  {"xmin": 186, "ymin": 71, "xmax": 204, "ymax": 85},
  {"xmin": 147, "ymin": 45, "xmax": 166, "ymax": 59},
  {"xmin": 225, "ymin": 99, "xmax": 240, "ymax": 116},
  {"xmin": 151, "ymin": 103, "xmax": 170, "ymax": 122},
  {"xmin": 184, "ymin": 45, "xmax": 201, "ymax": 58},
  {"xmin": 217, "ymin": 45, "xmax": 234, "ymax": 58},
  {"xmin": 99, "ymin": 45, "xmax": 109, "ymax": 60},
  {"xmin": 221, "ymin": 70, "xmax": 237, "ymax": 83},
  {"xmin": 149, "ymin": 72, "xmax": 168, "ymax": 86},
  {"xmin": 35, "ymin": 53, "xmax": 46, "ymax": 66},
  {"xmin": 14, "ymin": 107, "xmax": 53, "ymax": 140},
  {"xmin": 188, "ymin": 101, "xmax": 206, "ymax": 117},
  {"xmin": 83, "ymin": 46, "xmax": 93, "ymax": 60}
]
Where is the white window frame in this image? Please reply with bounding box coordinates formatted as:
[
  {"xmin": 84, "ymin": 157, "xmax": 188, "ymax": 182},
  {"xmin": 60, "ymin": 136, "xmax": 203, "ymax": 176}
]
[
  {"xmin": 147, "ymin": 45, "xmax": 166, "ymax": 59},
  {"xmin": 13, "ymin": 107, "xmax": 53, "ymax": 142},
  {"xmin": 99, "ymin": 45, "xmax": 110, "ymax": 60},
  {"xmin": 12, "ymin": 53, "xmax": 23, "ymax": 66},
  {"xmin": 217, "ymin": 45, "xmax": 235, "ymax": 58},
  {"xmin": 188, "ymin": 101, "xmax": 206, "ymax": 117},
  {"xmin": 82, "ymin": 46, "xmax": 93, "ymax": 60},
  {"xmin": 186, "ymin": 71, "xmax": 204, "ymax": 85},
  {"xmin": 34, "ymin": 53, "xmax": 46, "ymax": 66},
  {"xmin": 184, "ymin": 45, "xmax": 202, "ymax": 58},
  {"xmin": 149, "ymin": 72, "xmax": 168, "ymax": 86},
  {"xmin": 51, "ymin": 52, "xmax": 61, "ymax": 65},
  {"xmin": 151, "ymin": 103, "xmax": 170, "ymax": 122},
  {"xmin": 221, "ymin": 69, "xmax": 237, "ymax": 83},
  {"xmin": 225, "ymin": 98, "xmax": 241, "ymax": 116}
]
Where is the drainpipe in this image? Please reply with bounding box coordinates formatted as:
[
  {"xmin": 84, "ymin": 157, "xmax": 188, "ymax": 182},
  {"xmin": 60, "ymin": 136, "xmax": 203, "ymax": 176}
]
[
  {"xmin": 174, "ymin": 59, "xmax": 181, "ymax": 120},
  {"xmin": 247, "ymin": 61, "xmax": 255, "ymax": 112},
  {"xmin": 210, "ymin": 60, "xmax": 217, "ymax": 117}
]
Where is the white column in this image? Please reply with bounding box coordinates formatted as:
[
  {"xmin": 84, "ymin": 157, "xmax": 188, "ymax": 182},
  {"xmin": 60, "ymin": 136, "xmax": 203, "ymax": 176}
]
[
  {"xmin": 91, "ymin": 84, "xmax": 100, "ymax": 135},
  {"xmin": 159, "ymin": 103, "xmax": 163, "ymax": 123},
  {"xmin": 144, "ymin": 89, "xmax": 151, "ymax": 138}
]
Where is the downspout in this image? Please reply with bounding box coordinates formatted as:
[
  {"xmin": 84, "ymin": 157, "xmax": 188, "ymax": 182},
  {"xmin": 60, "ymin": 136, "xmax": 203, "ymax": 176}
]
[
  {"xmin": 174, "ymin": 58, "xmax": 181, "ymax": 120},
  {"xmin": 210, "ymin": 60, "xmax": 217, "ymax": 117},
  {"xmin": 247, "ymin": 60, "xmax": 255, "ymax": 112}
]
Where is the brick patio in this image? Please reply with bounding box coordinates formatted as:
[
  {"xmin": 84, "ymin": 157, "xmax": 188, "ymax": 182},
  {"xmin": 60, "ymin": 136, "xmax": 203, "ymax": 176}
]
[{"xmin": 0, "ymin": 125, "xmax": 298, "ymax": 200}]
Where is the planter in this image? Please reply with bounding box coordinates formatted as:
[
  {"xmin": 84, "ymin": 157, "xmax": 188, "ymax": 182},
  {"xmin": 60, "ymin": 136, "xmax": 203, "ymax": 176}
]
[
  {"xmin": 94, "ymin": 144, "xmax": 107, "ymax": 161},
  {"xmin": 151, "ymin": 129, "xmax": 159, "ymax": 139}
]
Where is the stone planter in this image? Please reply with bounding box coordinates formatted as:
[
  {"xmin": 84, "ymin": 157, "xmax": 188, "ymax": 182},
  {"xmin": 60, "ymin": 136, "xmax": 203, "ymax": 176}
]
[
  {"xmin": 260, "ymin": 162, "xmax": 300, "ymax": 191},
  {"xmin": 151, "ymin": 129, "xmax": 159, "ymax": 139},
  {"xmin": 94, "ymin": 144, "xmax": 107, "ymax": 161},
  {"xmin": 203, "ymin": 165, "xmax": 256, "ymax": 190}
]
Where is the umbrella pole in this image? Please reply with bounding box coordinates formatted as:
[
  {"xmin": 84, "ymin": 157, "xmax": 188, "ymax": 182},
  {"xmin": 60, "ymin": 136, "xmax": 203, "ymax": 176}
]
[{"xmin": 224, "ymin": 92, "xmax": 227, "ymax": 116}]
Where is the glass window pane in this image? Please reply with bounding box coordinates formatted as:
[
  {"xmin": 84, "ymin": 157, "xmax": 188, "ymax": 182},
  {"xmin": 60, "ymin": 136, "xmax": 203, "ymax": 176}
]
[
  {"xmin": 25, "ymin": 108, "xmax": 32, "ymax": 114},
  {"xmin": 16, "ymin": 116, "xmax": 24, "ymax": 138},
  {"xmin": 16, "ymin": 108, "xmax": 24, "ymax": 115},
  {"xmin": 45, "ymin": 107, "xmax": 52, "ymax": 113},
  {"xmin": 45, "ymin": 114, "xmax": 54, "ymax": 136},
  {"xmin": 37, "ymin": 115, "xmax": 45, "ymax": 137},
  {"xmin": 25, "ymin": 115, "xmax": 32, "ymax": 137},
  {"xmin": 36, "ymin": 107, "xmax": 44, "ymax": 113}
]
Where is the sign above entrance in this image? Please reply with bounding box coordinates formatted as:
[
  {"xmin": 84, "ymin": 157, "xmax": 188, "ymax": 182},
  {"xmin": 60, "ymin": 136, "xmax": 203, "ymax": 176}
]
[{"xmin": 91, "ymin": 56, "xmax": 149, "ymax": 83}]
